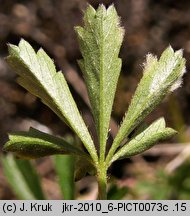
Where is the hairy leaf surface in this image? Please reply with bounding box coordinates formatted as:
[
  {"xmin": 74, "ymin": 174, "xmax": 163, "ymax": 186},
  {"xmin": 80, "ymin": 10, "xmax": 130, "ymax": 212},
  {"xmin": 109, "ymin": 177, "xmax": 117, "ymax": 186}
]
[
  {"xmin": 6, "ymin": 40, "xmax": 98, "ymax": 163},
  {"xmin": 107, "ymin": 46, "xmax": 186, "ymax": 163},
  {"xmin": 3, "ymin": 128, "xmax": 90, "ymax": 160},
  {"xmin": 75, "ymin": 5, "xmax": 124, "ymax": 161},
  {"xmin": 110, "ymin": 118, "xmax": 176, "ymax": 164}
]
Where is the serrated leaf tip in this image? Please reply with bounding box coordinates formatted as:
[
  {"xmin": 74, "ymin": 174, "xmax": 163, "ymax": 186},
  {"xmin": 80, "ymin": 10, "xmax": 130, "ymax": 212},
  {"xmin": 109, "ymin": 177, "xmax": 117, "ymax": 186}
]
[{"xmin": 149, "ymin": 47, "xmax": 186, "ymax": 94}]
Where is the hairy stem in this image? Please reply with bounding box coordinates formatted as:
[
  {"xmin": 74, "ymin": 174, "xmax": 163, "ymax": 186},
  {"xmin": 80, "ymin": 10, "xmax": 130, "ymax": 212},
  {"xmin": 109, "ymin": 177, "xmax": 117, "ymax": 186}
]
[{"xmin": 97, "ymin": 162, "xmax": 107, "ymax": 200}]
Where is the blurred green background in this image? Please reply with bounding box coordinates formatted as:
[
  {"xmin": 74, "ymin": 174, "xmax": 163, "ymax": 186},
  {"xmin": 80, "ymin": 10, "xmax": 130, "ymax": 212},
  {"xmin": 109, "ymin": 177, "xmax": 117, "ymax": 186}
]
[{"xmin": 1, "ymin": 0, "xmax": 190, "ymax": 199}]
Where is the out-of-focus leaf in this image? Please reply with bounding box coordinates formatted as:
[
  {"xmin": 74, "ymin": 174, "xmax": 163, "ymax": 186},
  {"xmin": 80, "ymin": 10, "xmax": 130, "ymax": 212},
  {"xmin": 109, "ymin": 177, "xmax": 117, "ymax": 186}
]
[
  {"xmin": 2, "ymin": 154, "xmax": 45, "ymax": 199},
  {"xmin": 3, "ymin": 127, "xmax": 90, "ymax": 160},
  {"xmin": 6, "ymin": 39, "xmax": 98, "ymax": 163},
  {"xmin": 75, "ymin": 4, "xmax": 124, "ymax": 161},
  {"xmin": 107, "ymin": 184, "xmax": 128, "ymax": 200},
  {"xmin": 54, "ymin": 155, "xmax": 75, "ymax": 200},
  {"xmin": 74, "ymin": 157, "xmax": 95, "ymax": 181}
]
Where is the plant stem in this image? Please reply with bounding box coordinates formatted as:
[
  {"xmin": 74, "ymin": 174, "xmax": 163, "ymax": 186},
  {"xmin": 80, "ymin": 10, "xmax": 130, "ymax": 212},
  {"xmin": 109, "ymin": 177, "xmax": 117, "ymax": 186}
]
[{"xmin": 97, "ymin": 162, "xmax": 107, "ymax": 200}]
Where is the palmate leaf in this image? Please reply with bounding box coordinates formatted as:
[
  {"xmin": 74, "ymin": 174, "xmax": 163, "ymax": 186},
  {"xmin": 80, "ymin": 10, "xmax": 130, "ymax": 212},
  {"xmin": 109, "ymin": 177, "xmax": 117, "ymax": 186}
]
[
  {"xmin": 3, "ymin": 127, "xmax": 90, "ymax": 160},
  {"xmin": 106, "ymin": 46, "xmax": 186, "ymax": 163},
  {"xmin": 109, "ymin": 118, "xmax": 176, "ymax": 165},
  {"xmin": 75, "ymin": 4, "xmax": 124, "ymax": 161},
  {"xmin": 6, "ymin": 40, "xmax": 98, "ymax": 164}
]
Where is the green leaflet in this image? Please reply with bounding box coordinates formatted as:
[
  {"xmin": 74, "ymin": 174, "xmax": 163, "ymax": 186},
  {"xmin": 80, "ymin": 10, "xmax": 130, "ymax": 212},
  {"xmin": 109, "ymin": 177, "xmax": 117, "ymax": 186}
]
[
  {"xmin": 3, "ymin": 127, "xmax": 90, "ymax": 160},
  {"xmin": 6, "ymin": 40, "xmax": 98, "ymax": 164},
  {"xmin": 110, "ymin": 118, "xmax": 176, "ymax": 165},
  {"xmin": 2, "ymin": 154, "xmax": 44, "ymax": 199},
  {"xmin": 106, "ymin": 46, "xmax": 186, "ymax": 164},
  {"xmin": 75, "ymin": 4, "xmax": 124, "ymax": 161}
]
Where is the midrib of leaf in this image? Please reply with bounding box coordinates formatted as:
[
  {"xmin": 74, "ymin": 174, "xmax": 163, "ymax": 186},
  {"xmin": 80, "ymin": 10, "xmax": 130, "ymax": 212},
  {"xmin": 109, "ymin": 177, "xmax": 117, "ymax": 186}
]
[{"xmin": 99, "ymin": 7, "xmax": 105, "ymax": 163}]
